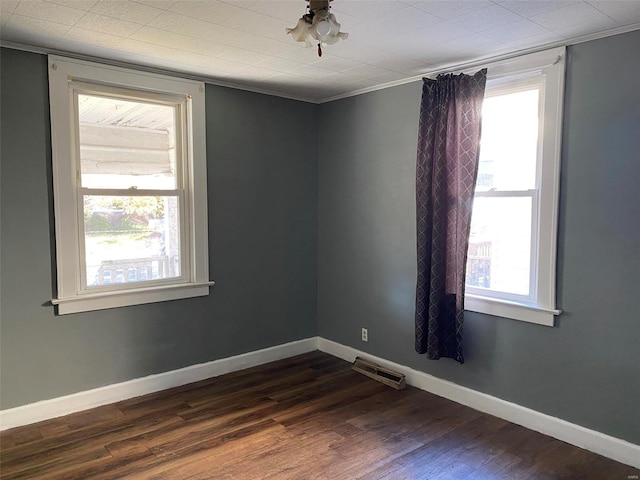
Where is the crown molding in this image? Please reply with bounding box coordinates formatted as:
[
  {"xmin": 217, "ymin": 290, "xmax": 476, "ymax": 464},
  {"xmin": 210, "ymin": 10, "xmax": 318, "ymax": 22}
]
[
  {"xmin": 317, "ymin": 22, "xmax": 640, "ymax": 103},
  {"xmin": 2, "ymin": 22, "xmax": 639, "ymax": 105}
]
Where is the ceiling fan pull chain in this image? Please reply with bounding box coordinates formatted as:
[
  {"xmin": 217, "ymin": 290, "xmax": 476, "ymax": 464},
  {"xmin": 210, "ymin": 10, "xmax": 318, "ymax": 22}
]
[{"xmin": 318, "ymin": 43, "xmax": 323, "ymax": 57}]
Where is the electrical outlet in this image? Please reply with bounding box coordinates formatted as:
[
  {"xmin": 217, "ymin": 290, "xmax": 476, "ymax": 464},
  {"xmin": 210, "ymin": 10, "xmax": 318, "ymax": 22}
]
[{"xmin": 361, "ymin": 328, "xmax": 368, "ymax": 342}]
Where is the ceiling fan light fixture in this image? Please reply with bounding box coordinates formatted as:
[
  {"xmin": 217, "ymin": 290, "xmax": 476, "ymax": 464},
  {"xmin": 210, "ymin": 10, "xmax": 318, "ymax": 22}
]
[
  {"xmin": 286, "ymin": 0, "xmax": 348, "ymax": 56},
  {"xmin": 314, "ymin": 13, "xmax": 333, "ymax": 37}
]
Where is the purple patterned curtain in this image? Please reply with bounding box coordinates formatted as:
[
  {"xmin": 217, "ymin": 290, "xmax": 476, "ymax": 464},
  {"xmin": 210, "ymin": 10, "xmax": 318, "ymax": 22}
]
[{"xmin": 415, "ymin": 69, "xmax": 487, "ymax": 364}]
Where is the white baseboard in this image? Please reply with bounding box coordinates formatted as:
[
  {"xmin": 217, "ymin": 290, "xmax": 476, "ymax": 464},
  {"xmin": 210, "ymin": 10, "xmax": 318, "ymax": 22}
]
[
  {"xmin": 0, "ymin": 337, "xmax": 318, "ymax": 432},
  {"xmin": 317, "ymin": 337, "xmax": 640, "ymax": 470},
  {"xmin": 2, "ymin": 336, "xmax": 638, "ymax": 470}
]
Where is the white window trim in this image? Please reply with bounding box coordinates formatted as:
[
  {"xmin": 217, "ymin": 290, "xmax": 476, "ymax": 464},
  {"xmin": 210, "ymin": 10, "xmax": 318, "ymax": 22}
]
[
  {"xmin": 463, "ymin": 47, "xmax": 565, "ymax": 327},
  {"xmin": 48, "ymin": 55, "xmax": 212, "ymax": 315}
]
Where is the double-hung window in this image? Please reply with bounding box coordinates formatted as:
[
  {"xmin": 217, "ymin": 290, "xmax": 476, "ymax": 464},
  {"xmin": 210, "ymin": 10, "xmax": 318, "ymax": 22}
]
[
  {"xmin": 49, "ymin": 56, "xmax": 211, "ymax": 314},
  {"xmin": 464, "ymin": 48, "xmax": 565, "ymax": 326}
]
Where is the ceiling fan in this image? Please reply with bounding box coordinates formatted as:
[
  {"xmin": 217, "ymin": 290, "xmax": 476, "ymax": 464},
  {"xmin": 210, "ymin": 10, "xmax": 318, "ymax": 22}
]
[{"xmin": 286, "ymin": 0, "xmax": 349, "ymax": 57}]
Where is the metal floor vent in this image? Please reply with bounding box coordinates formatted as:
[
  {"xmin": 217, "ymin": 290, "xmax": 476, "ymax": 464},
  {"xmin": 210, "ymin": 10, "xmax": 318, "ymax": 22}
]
[{"xmin": 351, "ymin": 356, "xmax": 406, "ymax": 390}]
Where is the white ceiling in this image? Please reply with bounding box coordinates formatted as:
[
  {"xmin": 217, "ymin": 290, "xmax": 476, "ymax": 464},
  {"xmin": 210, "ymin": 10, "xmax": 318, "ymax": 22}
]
[{"xmin": 1, "ymin": 0, "xmax": 639, "ymax": 102}]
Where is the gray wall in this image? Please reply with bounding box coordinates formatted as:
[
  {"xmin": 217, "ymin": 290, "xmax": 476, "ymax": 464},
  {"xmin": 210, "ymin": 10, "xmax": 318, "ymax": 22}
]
[
  {"xmin": 318, "ymin": 29, "xmax": 640, "ymax": 445},
  {"xmin": 2, "ymin": 29, "xmax": 638, "ymax": 446},
  {"xmin": 0, "ymin": 48, "xmax": 318, "ymax": 409}
]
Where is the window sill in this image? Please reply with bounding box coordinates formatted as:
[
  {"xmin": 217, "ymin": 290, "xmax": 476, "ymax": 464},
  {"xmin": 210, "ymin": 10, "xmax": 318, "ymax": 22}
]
[
  {"xmin": 52, "ymin": 281, "xmax": 215, "ymax": 315},
  {"xmin": 464, "ymin": 294, "xmax": 561, "ymax": 326}
]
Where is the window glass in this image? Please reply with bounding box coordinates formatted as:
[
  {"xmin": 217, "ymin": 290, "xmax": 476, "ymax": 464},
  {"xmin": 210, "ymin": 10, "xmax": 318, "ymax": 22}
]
[
  {"xmin": 83, "ymin": 195, "xmax": 181, "ymax": 287},
  {"xmin": 467, "ymin": 196, "xmax": 532, "ymax": 296},
  {"xmin": 466, "ymin": 87, "xmax": 540, "ymax": 299},
  {"xmin": 475, "ymin": 89, "xmax": 539, "ymax": 192},
  {"xmin": 78, "ymin": 94, "xmax": 178, "ymax": 190}
]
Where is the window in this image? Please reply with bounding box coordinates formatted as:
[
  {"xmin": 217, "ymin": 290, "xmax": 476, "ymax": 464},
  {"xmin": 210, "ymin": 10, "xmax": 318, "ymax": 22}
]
[
  {"xmin": 49, "ymin": 56, "xmax": 211, "ymax": 314},
  {"xmin": 464, "ymin": 48, "xmax": 565, "ymax": 326}
]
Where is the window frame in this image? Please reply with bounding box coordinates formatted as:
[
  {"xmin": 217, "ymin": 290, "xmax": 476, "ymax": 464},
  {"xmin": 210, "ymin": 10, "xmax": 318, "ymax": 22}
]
[
  {"xmin": 74, "ymin": 82, "xmax": 190, "ymax": 293},
  {"xmin": 464, "ymin": 47, "xmax": 565, "ymax": 327},
  {"xmin": 49, "ymin": 56, "xmax": 212, "ymax": 315}
]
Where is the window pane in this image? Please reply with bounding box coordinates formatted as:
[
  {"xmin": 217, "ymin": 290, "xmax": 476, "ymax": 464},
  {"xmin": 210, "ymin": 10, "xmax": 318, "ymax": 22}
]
[
  {"xmin": 466, "ymin": 196, "xmax": 532, "ymax": 296},
  {"xmin": 476, "ymin": 89, "xmax": 539, "ymax": 192},
  {"xmin": 78, "ymin": 94, "xmax": 178, "ymax": 189},
  {"xmin": 83, "ymin": 195, "xmax": 181, "ymax": 287}
]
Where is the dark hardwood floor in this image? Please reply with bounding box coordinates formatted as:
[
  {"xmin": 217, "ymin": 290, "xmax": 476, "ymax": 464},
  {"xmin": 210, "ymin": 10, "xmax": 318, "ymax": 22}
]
[{"xmin": 1, "ymin": 351, "xmax": 637, "ymax": 479}]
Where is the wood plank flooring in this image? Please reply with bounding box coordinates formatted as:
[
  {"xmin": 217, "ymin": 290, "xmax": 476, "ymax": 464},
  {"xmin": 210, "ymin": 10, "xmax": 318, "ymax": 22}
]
[{"xmin": 1, "ymin": 351, "xmax": 637, "ymax": 479}]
